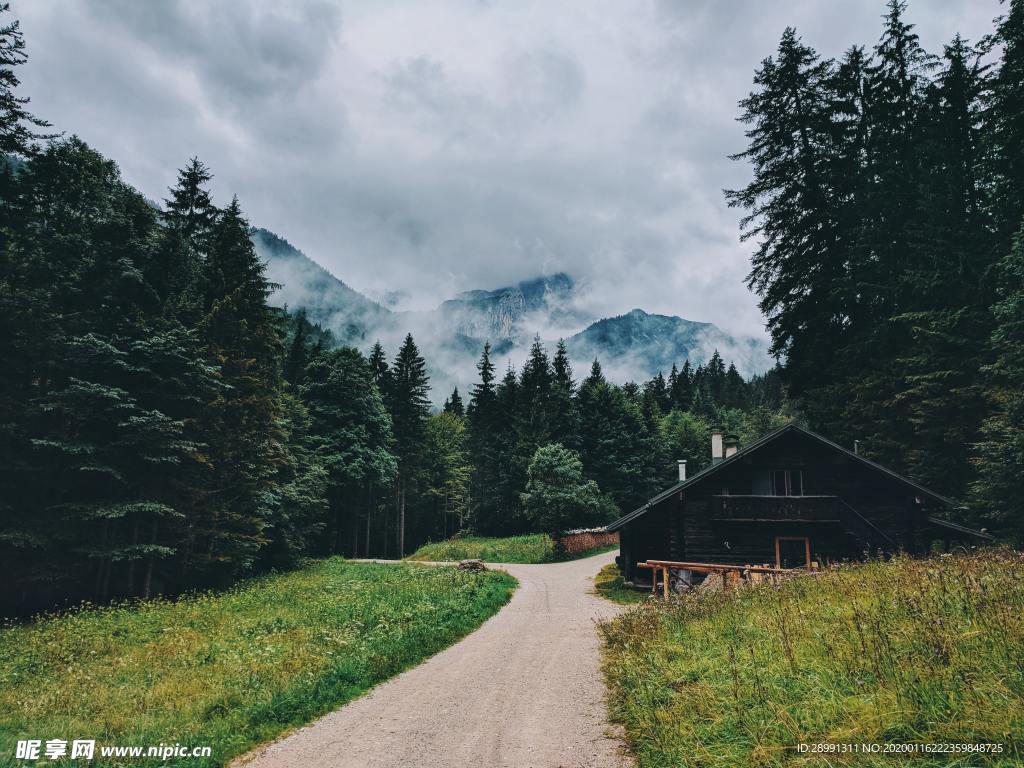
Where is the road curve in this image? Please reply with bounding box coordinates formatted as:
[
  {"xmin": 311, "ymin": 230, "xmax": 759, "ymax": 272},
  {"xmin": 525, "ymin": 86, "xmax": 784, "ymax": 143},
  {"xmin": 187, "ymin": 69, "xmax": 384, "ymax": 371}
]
[{"xmin": 236, "ymin": 550, "xmax": 632, "ymax": 768}]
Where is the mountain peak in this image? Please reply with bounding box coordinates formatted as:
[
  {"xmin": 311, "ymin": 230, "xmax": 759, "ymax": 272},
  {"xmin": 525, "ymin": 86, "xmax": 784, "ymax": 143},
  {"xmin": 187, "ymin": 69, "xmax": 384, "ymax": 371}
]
[{"xmin": 439, "ymin": 272, "xmax": 587, "ymax": 342}]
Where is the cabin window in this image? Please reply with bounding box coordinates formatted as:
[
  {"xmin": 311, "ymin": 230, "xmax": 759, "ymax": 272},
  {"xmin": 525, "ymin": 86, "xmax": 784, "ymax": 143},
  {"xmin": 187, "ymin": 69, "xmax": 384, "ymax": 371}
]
[{"xmin": 771, "ymin": 469, "xmax": 803, "ymax": 496}]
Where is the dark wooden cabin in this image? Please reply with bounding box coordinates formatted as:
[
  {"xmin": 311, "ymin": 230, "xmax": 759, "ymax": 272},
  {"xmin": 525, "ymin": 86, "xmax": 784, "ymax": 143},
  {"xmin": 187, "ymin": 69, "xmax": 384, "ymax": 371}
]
[{"xmin": 609, "ymin": 423, "xmax": 992, "ymax": 585}]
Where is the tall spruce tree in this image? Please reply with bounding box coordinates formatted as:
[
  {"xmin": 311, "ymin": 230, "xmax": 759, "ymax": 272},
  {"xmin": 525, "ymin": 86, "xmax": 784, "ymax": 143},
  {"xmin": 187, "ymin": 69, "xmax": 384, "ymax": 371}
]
[
  {"xmin": 467, "ymin": 343, "xmax": 502, "ymax": 533},
  {"xmin": 195, "ymin": 195, "xmax": 285, "ymax": 583},
  {"xmin": 443, "ymin": 386, "xmax": 465, "ymax": 417},
  {"xmin": 575, "ymin": 360, "xmax": 658, "ymax": 513},
  {"xmin": 973, "ymin": 220, "xmax": 1024, "ymax": 543},
  {"xmin": 671, "ymin": 361, "xmax": 693, "ymax": 411},
  {"xmin": 727, "ymin": 27, "xmax": 839, "ymax": 395},
  {"xmin": 894, "ymin": 34, "xmax": 993, "ymax": 496},
  {"xmin": 301, "ymin": 347, "xmax": 397, "ymax": 555},
  {"xmin": 492, "ymin": 364, "xmax": 525, "ymax": 532},
  {"xmin": 258, "ymin": 391, "xmax": 327, "ymax": 568},
  {"xmin": 158, "ymin": 159, "xmax": 217, "ymax": 314},
  {"xmin": 0, "ymin": 3, "xmax": 53, "ymax": 156},
  {"xmin": 283, "ymin": 309, "xmax": 312, "ymax": 386},
  {"xmin": 368, "ymin": 341, "xmax": 390, "ymax": 391},
  {"xmin": 423, "ymin": 412, "xmax": 471, "ymax": 540},
  {"xmin": 388, "ymin": 334, "xmax": 430, "ymax": 555},
  {"xmin": 646, "ymin": 371, "xmax": 670, "ymax": 414},
  {"xmin": 550, "ymin": 339, "xmax": 578, "ymax": 446},
  {"xmin": 516, "ymin": 336, "xmax": 554, "ymax": 466},
  {"xmin": 987, "ymin": 0, "xmax": 1024, "ymax": 244}
]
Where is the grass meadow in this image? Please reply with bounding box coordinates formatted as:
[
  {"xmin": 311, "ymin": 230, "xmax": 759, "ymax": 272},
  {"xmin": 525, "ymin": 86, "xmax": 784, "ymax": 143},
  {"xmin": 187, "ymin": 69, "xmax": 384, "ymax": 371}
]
[
  {"xmin": 594, "ymin": 562, "xmax": 647, "ymax": 605},
  {"xmin": 406, "ymin": 533, "xmax": 616, "ymax": 564},
  {"xmin": 0, "ymin": 559, "xmax": 515, "ymax": 767},
  {"xmin": 601, "ymin": 549, "xmax": 1024, "ymax": 767}
]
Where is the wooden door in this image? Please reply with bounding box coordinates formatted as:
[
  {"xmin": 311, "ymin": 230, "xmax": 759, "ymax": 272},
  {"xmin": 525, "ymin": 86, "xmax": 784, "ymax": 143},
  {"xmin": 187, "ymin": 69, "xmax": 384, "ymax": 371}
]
[{"xmin": 775, "ymin": 536, "xmax": 811, "ymax": 569}]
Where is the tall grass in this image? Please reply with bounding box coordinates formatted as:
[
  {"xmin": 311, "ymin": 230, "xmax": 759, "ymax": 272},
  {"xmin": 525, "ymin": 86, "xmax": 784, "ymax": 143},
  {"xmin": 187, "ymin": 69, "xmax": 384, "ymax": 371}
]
[
  {"xmin": 406, "ymin": 534, "xmax": 616, "ymax": 564},
  {"xmin": 594, "ymin": 563, "xmax": 647, "ymax": 605},
  {"xmin": 601, "ymin": 550, "xmax": 1024, "ymax": 767},
  {"xmin": 0, "ymin": 559, "xmax": 515, "ymax": 767}
]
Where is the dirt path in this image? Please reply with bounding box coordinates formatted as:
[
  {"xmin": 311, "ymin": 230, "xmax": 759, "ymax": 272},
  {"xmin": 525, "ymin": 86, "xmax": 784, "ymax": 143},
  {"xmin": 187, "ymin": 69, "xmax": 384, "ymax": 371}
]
[{"xmin": 237, "ymin": 550, "xmax": 632, "ymax": 768}]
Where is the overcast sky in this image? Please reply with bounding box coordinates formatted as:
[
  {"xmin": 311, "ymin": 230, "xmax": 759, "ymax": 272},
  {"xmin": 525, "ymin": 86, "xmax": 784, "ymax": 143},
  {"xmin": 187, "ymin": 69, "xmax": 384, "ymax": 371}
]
[{"xmin": 15, "ymin": 0, "xmax": 1002, "ymax": 338}]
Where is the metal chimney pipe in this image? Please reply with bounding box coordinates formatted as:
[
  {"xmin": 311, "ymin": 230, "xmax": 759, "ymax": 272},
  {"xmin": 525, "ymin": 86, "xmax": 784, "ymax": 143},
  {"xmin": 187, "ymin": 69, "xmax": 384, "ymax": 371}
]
[
  {"xmin": 724, "ymin": 434, "xmax": 740, "ymax": 458},
  {"xmin": 677, "ymin": 459, "xmax": 687, "ymax": 482},
  {"xmin": 711, "ymin": 428, "xmax": 724, "ymax": 465}
]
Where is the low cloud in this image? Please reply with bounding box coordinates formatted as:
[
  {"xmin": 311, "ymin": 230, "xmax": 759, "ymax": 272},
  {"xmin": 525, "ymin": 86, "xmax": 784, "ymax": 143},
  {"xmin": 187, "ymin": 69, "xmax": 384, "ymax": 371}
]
[{"xmin": 15, "ymin": 0, "xmax": 1002, "ymax": 345}]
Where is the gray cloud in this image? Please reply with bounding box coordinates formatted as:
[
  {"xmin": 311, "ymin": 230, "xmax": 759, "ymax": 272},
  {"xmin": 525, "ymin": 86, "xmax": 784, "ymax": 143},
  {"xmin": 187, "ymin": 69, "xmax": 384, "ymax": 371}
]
[{"xmin": 15, "ymin": 0, "xmax": 1002, "ymax": 341}]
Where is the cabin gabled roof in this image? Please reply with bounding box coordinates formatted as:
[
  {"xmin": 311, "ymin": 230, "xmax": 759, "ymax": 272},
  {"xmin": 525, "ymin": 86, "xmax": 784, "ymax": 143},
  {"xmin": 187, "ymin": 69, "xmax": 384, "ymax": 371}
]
[{"xmin": 606, "ymin": 422, "xmax": 984, "ymax": 535}]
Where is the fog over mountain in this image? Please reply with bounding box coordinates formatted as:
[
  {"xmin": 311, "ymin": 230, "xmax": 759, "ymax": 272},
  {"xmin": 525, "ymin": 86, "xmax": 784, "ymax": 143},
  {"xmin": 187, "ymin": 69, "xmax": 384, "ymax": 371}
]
[{"xmin": 255, "ymin": 229, "xmax": 772, "ymax": 400}]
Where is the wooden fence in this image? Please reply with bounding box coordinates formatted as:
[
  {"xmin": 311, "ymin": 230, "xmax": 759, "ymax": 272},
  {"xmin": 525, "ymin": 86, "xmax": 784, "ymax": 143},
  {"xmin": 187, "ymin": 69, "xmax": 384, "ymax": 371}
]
[{"xmin": 639, "ymin": 559, "xmax": 808, "ymax": 598}]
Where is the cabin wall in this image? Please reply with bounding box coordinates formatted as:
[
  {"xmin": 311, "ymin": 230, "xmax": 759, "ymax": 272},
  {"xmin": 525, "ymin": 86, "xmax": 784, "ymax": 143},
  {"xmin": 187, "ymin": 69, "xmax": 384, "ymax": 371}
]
[{"xmin": 619, "ymin": 499, "xmax": 682, "ymax": 584}]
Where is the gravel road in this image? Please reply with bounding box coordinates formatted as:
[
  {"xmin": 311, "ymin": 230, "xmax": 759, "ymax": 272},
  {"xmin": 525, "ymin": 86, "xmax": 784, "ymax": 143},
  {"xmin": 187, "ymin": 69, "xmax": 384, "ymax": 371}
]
[{"xmin": 236, "ymin": 550, "xmax": 632, "ymax": 768}]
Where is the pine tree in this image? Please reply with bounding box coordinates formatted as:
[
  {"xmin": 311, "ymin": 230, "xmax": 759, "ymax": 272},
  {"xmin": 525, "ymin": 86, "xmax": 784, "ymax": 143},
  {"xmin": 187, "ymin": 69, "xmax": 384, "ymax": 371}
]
[
  {"xmin": 423, "ymin": 412, "xmax": 471, "ymax": 539},
  {"xmin": 894, "ymin": 34, "xmax": 993, "ymax": 497},
  {"xmin": 301, "ymin": 347, "xmax": 397, "ymax": 555},
  {"xmin": 666, "ymin": 365, "xmax": 680, "ymax": 409},
  {"xmin": 0, "ymin": 3, "xmax": 54, "ymax": 156},
  {"xmin": 258, "ymin": 392, "xmax": 327, "ymax": 568},
  {"xmin": 988, "ymin": 0, "xmax": 1024, "ymax": 245},
  {"xmin": 389, "ymin": 334, "xmax": 430, "ymax": 556},
  {"xmin": 368, "ymin": 341, "xmax": 391, "ymax": 392},
  {"xmin": 195, "ymin": 195, "xmax": 286, "ymax": 583},
  {"xmin": 671, "ymin": 361, "xmax": 693, "ymax": 411},
  {"xmin": 516, "ymin": 335, "xmax": 554, "ymax": 467},
  {"xmin": 646, "ymin": 371, "xmax": 669, "ymax": 414},
  {"xmin": 973, "ymin": 220, "xmax": 1024, "ymax": 542},
  {"xmin": 158, "ymin": 159, "xmax": 217, "ymax": 313},
  {"xmin": 726, "ymin": 27, "xmax": 839, "ymax": 393},
  {"xmin": 550, "ymin": 340, "xmax": 578, "ymax": 447},
  {"xmin": 489, "ymin": 363, "xmax": 524, "ymax": 532},
  {"xmin": 283, "ymin": 309, "xmax": 312, "ymax": 386},
  {"xmin": 839, "ymin": 0, "xmax": 935, "ymax": 470},
  {"xmin": 576, "ymin": 360, "xmax": 658, "ymax": 513},
  {"xmin": 723, "ymin": 363, "xmax": 748, "ymax": 409},
  {"xmin": 443, "ymin": 386, "xmax": 465, "ymax": 417},
  {"xmin": 467, "ymin": 343, "xmax": 501, "ymax": 533},
  {"xmin": 704, "ymin": 351, "xmax": 728, "ymax": 407}
]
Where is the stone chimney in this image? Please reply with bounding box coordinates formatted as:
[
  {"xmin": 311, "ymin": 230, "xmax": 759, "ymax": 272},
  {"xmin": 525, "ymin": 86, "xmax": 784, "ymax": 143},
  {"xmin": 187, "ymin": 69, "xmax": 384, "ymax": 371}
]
[
  {"xmin": 711, "ymin": 428, "xmax": 724, "ymax": 465},
  {"xmin": 724, "ymin": 434, "xmax": 740, "ymax": 458},
  {"xmin": 677, "ymin": 459, "xmax": 687, "ymax": 482}
]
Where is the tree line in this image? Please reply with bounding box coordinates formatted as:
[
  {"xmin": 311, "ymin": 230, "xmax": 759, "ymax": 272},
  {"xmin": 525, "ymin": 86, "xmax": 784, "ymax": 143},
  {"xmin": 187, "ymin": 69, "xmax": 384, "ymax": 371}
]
[
  {"xmin": 728, "ymin": 0, "xmax": 1024, "ymax": 542},
  {"xmin": 285, "ymin": 321, "xmax": 787, "ymax": 561}
]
